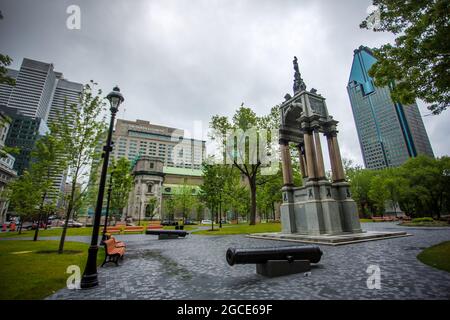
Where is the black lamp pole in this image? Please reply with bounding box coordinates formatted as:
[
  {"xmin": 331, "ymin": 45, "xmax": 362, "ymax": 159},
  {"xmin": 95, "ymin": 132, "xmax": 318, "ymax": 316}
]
[
  {"xmin": 80, "ymin": 86, "xmax": 124, "ymax": 289},
  {"xmin": 101, "ymin": 167, "xmax": 115, "ymax": 242}
]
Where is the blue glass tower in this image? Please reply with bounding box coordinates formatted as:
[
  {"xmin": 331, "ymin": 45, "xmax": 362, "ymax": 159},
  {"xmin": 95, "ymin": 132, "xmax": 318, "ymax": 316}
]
[{"xmin": 347, "ymin": 46, "xmax": 434, "ymax": 169}]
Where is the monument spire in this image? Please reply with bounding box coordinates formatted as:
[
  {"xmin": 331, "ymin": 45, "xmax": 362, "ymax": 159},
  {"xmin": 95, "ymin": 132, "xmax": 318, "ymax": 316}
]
[{"xmin": 293, "ymin": 56, "xmax": 307, "ymax": 94}]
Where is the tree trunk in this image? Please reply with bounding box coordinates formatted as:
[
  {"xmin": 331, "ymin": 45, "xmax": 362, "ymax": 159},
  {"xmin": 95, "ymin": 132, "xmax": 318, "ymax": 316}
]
[
  {"xmin": 34, "ymin": 191, "xmax": 47, "ymax": 241},
  {"xmin": 248, "ymin": 175, "xmax": 257, "ymax": 225},
  {"xmin": 58, "ymin": 179, "xmax": 77, "ymax": 254}
]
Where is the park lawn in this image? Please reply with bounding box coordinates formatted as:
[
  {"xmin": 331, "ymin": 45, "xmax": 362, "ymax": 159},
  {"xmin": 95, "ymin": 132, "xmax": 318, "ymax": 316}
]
[
  {"xmin": 417, "ymin": 241, "xmax": 450, "ymax": 273},
  {"xmin": 0, "ymin": 227, "xmax": 94, "ymax": 238},
  {"xmin": 400, "ymin": 221, "xmax": 449, "ymax": 227},
  {"xmin": 359, "ymin": 219, "xmax": 373, "ymax": 223},
  {"xmin": 192, "ymin": 222, "xmax": 281, "ymax": 235},
  {"xmin": 0, "ymin": 240, "xmax": 104, "ymax": 300},
  {"xmin": 163, "ymin": 225, "xmax": 197, "ymax": 231}
]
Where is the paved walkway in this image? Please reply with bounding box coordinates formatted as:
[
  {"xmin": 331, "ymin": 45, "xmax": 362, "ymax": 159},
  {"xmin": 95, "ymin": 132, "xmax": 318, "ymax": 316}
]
[{"xmin": 45, "ymin": 223, "xmax": 450, "ymax": 300}]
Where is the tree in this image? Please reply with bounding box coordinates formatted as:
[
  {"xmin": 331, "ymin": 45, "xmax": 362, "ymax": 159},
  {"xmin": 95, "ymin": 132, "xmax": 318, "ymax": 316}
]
[
  {"xmin": 109, "ymin": 157, "xmax": 133, "ymax": 220},
  {"xmin": 163, "ymin": 196, "xmax": 176, "ymax": 221},
  {"xmin": 145, "ymin": 198, "xmax": 158, "ymax": 220},
  {"xmin": 173, "ymin": 183, "xmax": 197, "ymax": 224},
  {"xmin": 28, "ymin": 133, "xmax": 67, "ymax": 240},
  {"xmin": 368, "ymin": 174, "xmax": 389, "ymax": 216},
  {"xmin": 5, "ymin": 132, "xmax": 66, "ymax": 237},
  {"xmin": 209, "ymin": 105, "xmax": 279, "ymax": 225},
  {"xmin": 361, "ymin": 0, "xmax": 450, "ymax": 114},
  {"xmin": 199, "ymin": 161, "xmax": 224, "ymax": 229},
  {"xmin": 0, "ymin": 54, "xmax": 15, "ymax": 86},
  {"xmin": 0, "ymin": 53, "xmax": 19, "ymax": 157},
  {"xmin": 5, "ymin": 171, "xmax": 40, "ymax": 234},
  {"xmin": 397, "ymin": 155, "xmax": 449, "ymax": 219},
  {"xmin": 347, "ymin": 166, "xmax": 377, "ymax": 217},
  {"xmin": 56, "ymin": 81, "xmax": 107, "ymax": 254}
]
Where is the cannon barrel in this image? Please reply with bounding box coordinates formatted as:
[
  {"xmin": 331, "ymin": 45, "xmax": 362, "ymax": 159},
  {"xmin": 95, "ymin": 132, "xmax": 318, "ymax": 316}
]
[{"xmin": 226, "ymin": 246, "xmax": 322, "ymax": 266}]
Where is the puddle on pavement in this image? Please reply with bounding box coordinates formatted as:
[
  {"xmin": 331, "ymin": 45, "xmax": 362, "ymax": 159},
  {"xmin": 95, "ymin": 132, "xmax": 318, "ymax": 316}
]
[{"xmin": 141, "ymin": 250, "xmax": 193, "ymax": 281}]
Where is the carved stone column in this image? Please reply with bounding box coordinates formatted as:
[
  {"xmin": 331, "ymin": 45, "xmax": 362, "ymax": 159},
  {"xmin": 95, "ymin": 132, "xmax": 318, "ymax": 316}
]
[
  {"xmin": 279, "ymin": 139, "xmax": 294, "ymax": 186},
  {"xmin": 313, "ymin": 129, "xmax": 326, "ymax": 179},
  {"xmin": 332, "ymin": 135, "xmax": 346, "ymax": 181},
  {"xmin": 326, "ymin": 133, "xmax": 338, "ymax": 182},
  {"xmin": 303, "ymin": 130, "xmax": 317, "ymax": 180},
  {"xmin": 297, "ymin": 144, "xmax": 308, "ymax": 179}
]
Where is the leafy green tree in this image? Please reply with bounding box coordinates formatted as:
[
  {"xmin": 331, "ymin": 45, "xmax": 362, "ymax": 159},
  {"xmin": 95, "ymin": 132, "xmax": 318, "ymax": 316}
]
[
  {"xmin": 199, "ymin": 161, "xmax": 224, "ymax": 229},
  {"xmin": 347, "ymin": 166, "xmax": 377, "ymax": 217},
  {"xmin": 0, "ymin": 54, "xmax": 15, "ymax": 86},
  {"xmin": 145, "ymin": 198, "xmax": 158, "ymax": 220},
  {"xmin": 109, "ymin": 157, "xmax": 133, "ymax": 220},
  {"xmin": 56, "ymin": 81, "xmax": 107, "ymax": 254},
  {"xmin": 361, "ymin": 0, "xmax": 449, "ymax": 114},
  {"xmin": 5, "ymin": 132, "xmax": 66, "ymax": 237},
  {"xmin": 6, "ymin": 171, "xmax": 40, "ymax": 234},
  {"xmin": 210, "ymin": 105, "xmax": 279, "ymax": 225},
  {"xmin": 0, "ymin": 53, "xmax": 19, "ymax": 157},
  {"xmin": 29, "ymin": 133, "xmax": 67, "ymax": 240},
  {"xmin": 172, "ymin": 183, "xmax": 197, "ymax": 224},
  {"xmin": 163, "ymin": 196, "xmax": 176, "ymax": 221},
  {"xmin": 397, "ymin": 155, "xmax": 449, "ymax": 219},
  {"xmin": 368, "ymin": 174, "xmax": 389, "ymax": 216}
]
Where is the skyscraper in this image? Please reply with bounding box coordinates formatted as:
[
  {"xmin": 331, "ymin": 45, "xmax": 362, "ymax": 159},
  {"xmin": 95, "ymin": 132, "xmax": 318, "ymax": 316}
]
[
  {"xmin": 0, "ymin": 58, "xmax": 83, "ymax": 205},
  {"xmin": 347, "ymin": 46, "xmax": 434, "ymax": 169}
]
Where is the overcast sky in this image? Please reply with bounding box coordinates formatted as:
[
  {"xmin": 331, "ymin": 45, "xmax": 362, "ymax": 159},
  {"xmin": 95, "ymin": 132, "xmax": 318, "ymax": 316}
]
[{"xmin": 1, "ymin": 0, "xmax": 449, "ymax": 169}]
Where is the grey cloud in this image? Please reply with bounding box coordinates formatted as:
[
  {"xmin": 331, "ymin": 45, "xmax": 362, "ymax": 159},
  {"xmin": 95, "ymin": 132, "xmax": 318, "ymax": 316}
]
[{"xmin": 1, "ymin": 0, "xmax": 448, "ymax": 169}]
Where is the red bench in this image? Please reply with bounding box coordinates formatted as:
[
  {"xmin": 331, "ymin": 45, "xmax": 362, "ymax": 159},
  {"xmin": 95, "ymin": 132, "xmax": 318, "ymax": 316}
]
[
  {"xmin": 101, "ymin": 226, "xmax": 122, "ymax": 234},
  {"xmin": 110, "ymin": 236, "xmax": 126, "ymax": 248},
  {"xmin": 147, "ymin": 224, "xmax": 164, "ymax": 230},
  {"xmin": 101, "ymin": 239, "xmax": 125, "ymax": 266},
  {"xmin": 123, "ymin": 226, "xmax": 145, "ymax": 233}
]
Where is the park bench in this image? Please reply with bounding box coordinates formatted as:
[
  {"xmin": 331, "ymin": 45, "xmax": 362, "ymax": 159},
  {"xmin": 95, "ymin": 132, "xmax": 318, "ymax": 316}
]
[
  {"xmin": 110, "ymin": 236, "xmax": 126, "ymax": 248},
  {"xmin": 146, "ymin": 229, "xmax": 188, "ymax": 240},
  {"xmin": 123, "ymin": 226, "xmax": 145, "ymax": 233},
  {"xmin": 226, "ymin": 245, "xmax": 323, "ymax": 277},
  {"xmin": 147, "ymin": 224, "xmax": 164, "ymax": 230},
  {"xmin": 101, "ymin": 226, "xmax": 122, "ymax": 234},
  {"xmin": 101, "ymin": 238, "xmax": 125, "ymax": 267}
]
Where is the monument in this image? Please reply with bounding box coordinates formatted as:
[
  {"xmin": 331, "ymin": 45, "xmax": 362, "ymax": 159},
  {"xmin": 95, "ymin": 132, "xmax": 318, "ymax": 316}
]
[{"xmin": 249, "ymin": 57, "xmax": 408, "ymax": 245}]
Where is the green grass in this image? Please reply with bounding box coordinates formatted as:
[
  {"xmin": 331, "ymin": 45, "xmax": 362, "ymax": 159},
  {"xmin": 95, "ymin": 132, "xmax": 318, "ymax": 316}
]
[
  {"xmin": 192, "ymin": 222, "xmax": 281, "ymax": 235},
  {"xmin": 417, "ymin": 241, "xmax": 450, "ymax": 273},
  {"xmin": 0, "ymin": 227, "xmax": 94, "ymax": 238},
  {"xmin": 163, "ymin": 225, "xmax": 197, "ymax": 231},
  {"xmin": 0, "ymin": 240, "xmax": 105, "ymax": 299},
  {"xmin": 400, "ymin": 220, "xmax": 449, "ymax": 227},
  {"xmin": 359, "ymin": 219, "xmax": 374, "ymax": 223}
]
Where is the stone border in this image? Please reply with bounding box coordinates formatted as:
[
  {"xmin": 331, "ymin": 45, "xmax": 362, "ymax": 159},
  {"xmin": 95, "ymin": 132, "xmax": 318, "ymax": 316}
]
[{"xmin": 247, "ymin": 231, "xmax": 411, "ymax": 246}]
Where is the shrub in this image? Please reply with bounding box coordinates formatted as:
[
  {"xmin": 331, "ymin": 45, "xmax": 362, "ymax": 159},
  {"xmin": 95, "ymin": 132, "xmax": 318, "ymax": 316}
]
[{"xmin": 412, "ymin": 217, "xmax": 434, "ymax": 223}]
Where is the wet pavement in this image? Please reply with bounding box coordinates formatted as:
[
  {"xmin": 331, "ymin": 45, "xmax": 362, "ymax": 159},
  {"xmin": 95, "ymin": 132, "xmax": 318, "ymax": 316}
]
[{"xmin": 41, "ymin": 222, "xmax": 450, "ymax": 300}]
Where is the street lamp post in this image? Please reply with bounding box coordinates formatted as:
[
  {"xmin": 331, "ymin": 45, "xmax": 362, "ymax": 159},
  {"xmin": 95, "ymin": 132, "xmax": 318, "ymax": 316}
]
[
  {"xmin": 101, "ymin": 167, "xmax": 115, "ymax": 242},
  {"xmin": 80, "ymin": 86, "xmax": 124, "ymax": 289}
]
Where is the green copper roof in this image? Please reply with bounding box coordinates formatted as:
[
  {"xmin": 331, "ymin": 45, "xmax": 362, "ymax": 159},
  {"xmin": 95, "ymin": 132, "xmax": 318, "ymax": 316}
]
[{"xmin": 163, "ymin": 166, "xmax": 203, "ymax": 176}]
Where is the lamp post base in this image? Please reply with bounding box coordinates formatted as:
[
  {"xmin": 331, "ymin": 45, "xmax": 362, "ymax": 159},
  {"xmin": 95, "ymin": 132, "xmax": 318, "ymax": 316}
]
[{"xmin": 80, "ymin": 245, "xmax": 100, "ymax": 289}]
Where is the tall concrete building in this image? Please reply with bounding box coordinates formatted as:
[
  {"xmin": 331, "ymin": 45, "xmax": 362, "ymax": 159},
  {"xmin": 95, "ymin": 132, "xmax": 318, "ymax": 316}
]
[
  {"xmin": 347, "ymin": 46, "xmax": 434, "ymax": 169},
  {"xmin": 112, "ymin": 119, "xmax": 205, "ymax": 170},
  {"xmin": 0, "ymin": 58, "xmax": 83, "ymax": 205},
  {"xmin": 0, "ymin": 111, "xmax": 18, "ymax": 224},
  {"xmin": 0, "ymin": 58, "xmax": 83, "ymax": 126}
]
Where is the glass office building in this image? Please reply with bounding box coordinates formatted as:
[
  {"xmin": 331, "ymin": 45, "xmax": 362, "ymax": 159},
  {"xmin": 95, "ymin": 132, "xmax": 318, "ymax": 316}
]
[{"xmin": 347, "ymin": 46, "xmax": 434, "ymax": 169}]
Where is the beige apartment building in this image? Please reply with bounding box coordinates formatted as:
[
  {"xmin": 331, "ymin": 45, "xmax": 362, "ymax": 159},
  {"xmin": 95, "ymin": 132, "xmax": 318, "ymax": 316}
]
[{"xmin": 112, "ymin": 119, "xmax": 205, "ymax": 170}]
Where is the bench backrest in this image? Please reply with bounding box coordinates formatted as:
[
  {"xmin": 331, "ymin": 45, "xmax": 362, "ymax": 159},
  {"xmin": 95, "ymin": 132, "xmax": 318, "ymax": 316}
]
[{"xmin": 104, "ymin": 239, "xmax": 116, "ymax": 254}]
